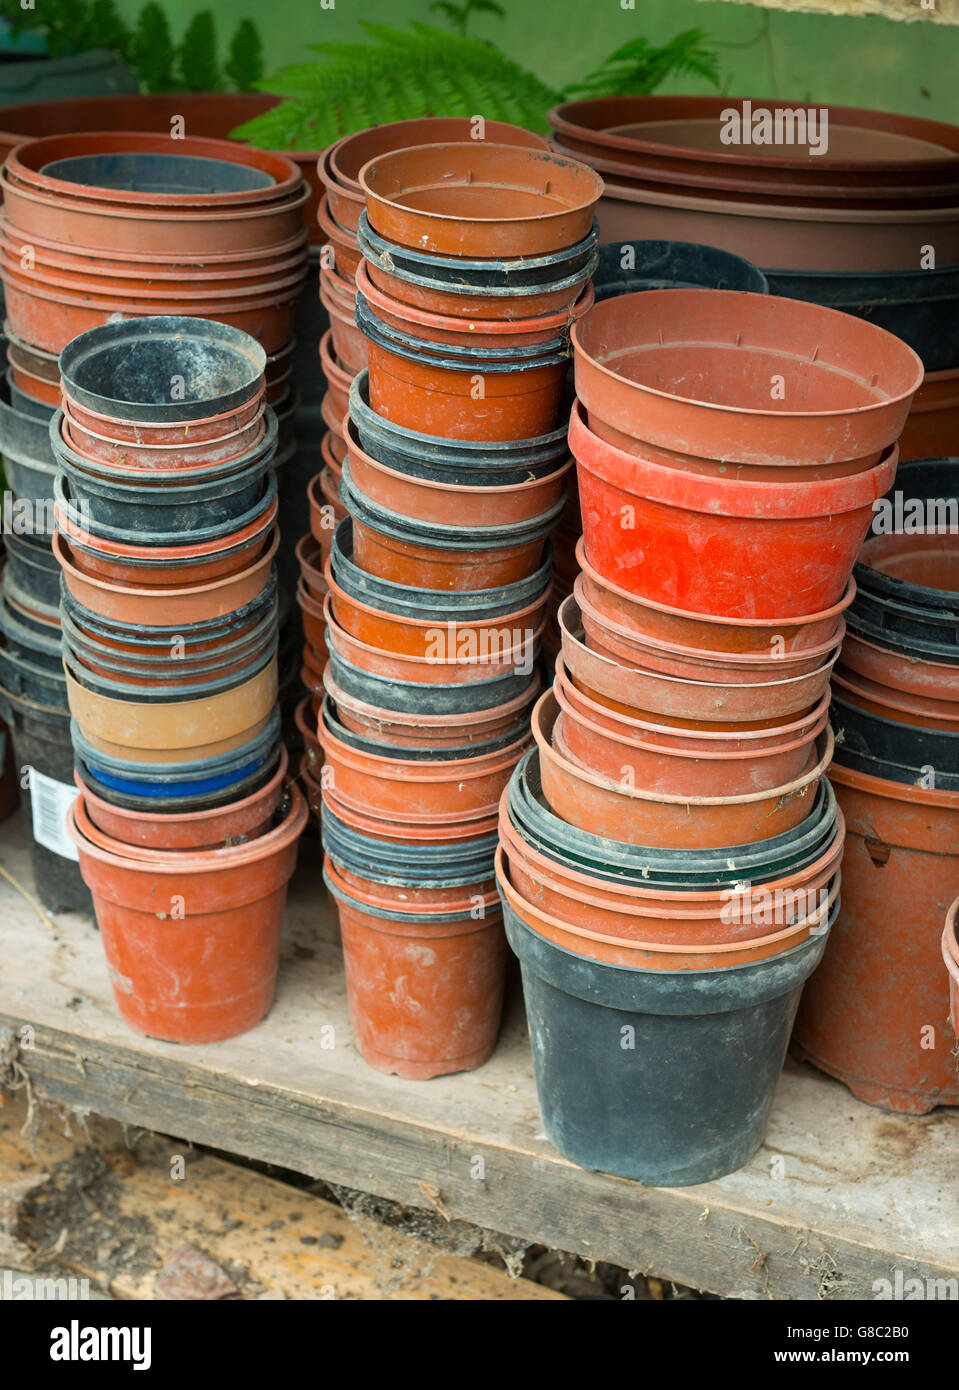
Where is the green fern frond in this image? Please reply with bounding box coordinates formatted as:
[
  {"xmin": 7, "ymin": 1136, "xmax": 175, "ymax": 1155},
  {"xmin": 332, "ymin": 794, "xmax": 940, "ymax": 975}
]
[
  {"xmin": 232, "ymin": 24, "xmax": 558, "ymax": 151},
  {"xmin": 563, "ymin": 28, "xmax": 721, "ymax": 99}
]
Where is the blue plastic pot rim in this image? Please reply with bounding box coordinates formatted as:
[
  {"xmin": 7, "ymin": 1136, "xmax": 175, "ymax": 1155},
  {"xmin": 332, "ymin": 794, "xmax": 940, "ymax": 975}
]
[{"xmin": 78, "ymin": 752, "xmax": 272, "ymax": 799}]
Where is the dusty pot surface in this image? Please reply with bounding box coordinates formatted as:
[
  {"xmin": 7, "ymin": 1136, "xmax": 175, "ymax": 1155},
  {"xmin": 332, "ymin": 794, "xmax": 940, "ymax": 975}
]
[
  {"xmin": 69, "ymin": 783, "xmax": 306, "ymax": 1043},
  {"xmin": 793, "ymin": 762, "xmax": 959, "ymax": 1112},
  {"xmin": 572, "ymin": 288, "xmax": 923, "ymax": 469},
  {"xmin": 360, "ymin": 143, "xmax": 603, "ymax": 258},
  {"xmin": 944, "ymin": 898, "xmax": 959, "ymax": 1044}
]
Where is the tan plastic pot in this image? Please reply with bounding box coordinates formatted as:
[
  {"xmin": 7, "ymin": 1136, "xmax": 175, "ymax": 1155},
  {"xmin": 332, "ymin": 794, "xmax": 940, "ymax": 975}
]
[
  {"xmin": 944, "ymin": 899, "xmax": 959, "ymax": 1044},
  {"xmin": 360, "ymin": 143, "xmax": 603, "ymax": 258}
]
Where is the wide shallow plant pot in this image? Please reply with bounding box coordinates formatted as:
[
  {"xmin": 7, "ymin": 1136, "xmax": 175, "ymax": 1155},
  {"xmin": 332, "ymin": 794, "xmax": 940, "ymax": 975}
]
[
  {"xmin": 572, "ymin": 289, "xmax": 923, "ymax": 471},
  {"xmin": 69, "ymin": 785, "xmax": 307, "ymax": 1043},
  {"xmin": 792, "ymin": 762, "xmax": 959, "ymax": 1113},
  {"xmin": 499, "ymin": 852, "xmax": 831, "ymax": 1184},
  {"xmin": 325, "ymin": 856, "xmax": 507, "ymax": 1079},
  {"xmin": 534, "ymin": 687, "xmax": 832, "ymax": 848},
  {"xmin": 360, "ymin": 143, "xmax": 603, "ymax": 258},
  {"xmin": 571, "ymin": 401, "xmax": 899, "ymax": 619}
]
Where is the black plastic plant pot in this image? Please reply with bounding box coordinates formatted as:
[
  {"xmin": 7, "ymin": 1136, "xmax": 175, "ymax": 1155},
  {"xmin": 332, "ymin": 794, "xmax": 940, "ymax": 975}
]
[
  {"xmin": 7, "ymin": 372, "xmax": 56, "ymax": 423},
  {"xmin": 59, "ymin": 316, "xmax": 267, "ymax": 422},
  {"xmin": 71, "ymin": 707, "xmax": 282, "ymax": 806},
  {"xmin": 0, "ymin": 377, "xmax": 57, "ymax": 503},
  {"xmin": 322, "ymin": 695, "xmax": 529, "ymax": 765},
  {"xmin": 0, "ymin": 590, "xmax": 63, "ymax": 675},
  {"xmin": 63, "ymin": 639, "xmax": 277, "ymax": 706},
  {"xmin": 59, "ymin": 573, "xmax": 278, "ymax": 647},
  {"xmin": 325, "ymin": 633, "xmax": 541, "ymax": 717},
  {"xmin": 2, "ymin": 572, "xmax": 61, "ymax": 639},
  {"xmin": 54, "ymin": 464, "xmax": 278, "ymax": 553},
  {"xmin": 354, "ymin": 294, "xmax": 571, "ymax": 368},
  {"xmin": 830, "ymin": 693, "xmax": 959, "ymax": 779},
  {"xmin": 61, "ymin": 602, "xmax": 278, "ymax": 682},
  {"xmin": 322, "ymin": 799, "xmax": 498, "ymax": 890},
  {"xmin": 357, "ymin": 212, "xmax": 600, "ymax": 289},
  {"xmin": 507, "ymin": 750, "xmax": 838, "ymax": 892},
  {"xmin": 829, "ymin": 740, "xmax": 959, "ymax": 792},
  {"xmin": 341, "ymin": 467, "xmax": 564, "ymax": 554},
  {"xmin": 0, "ymin": 681, "xmax": 93, "ymax": 915},
  {"xmin": 41, "ymin": 151, "xmax": 275, "ymax": 195},
  {"xmin": 54, "ymin": 451, "xmax": 272, "ymax": 540},
  {"xmin": 502, "ymin": 896, "xmax": 833, "ymax": 1186},
  {"xmin": 593, "ymin": 239, "xmax": 768, "ymax": 303},
  {"xmin": 331, "ymin": 518, "xmax": 553, "ymax": 620},
  {"xmin": 0, "ymin": 638, "xmax": 67, "ymax": 709},
  {"xmin": 3, "ymin": 532, "xmax": 60, "ymax": 609},
  {"xmin": 765, "ymin": 265, "xmax": 959, "ymax": 372},
  {"xmin": 349, "ymin": 372, "xmax": 571, "ymax": 484}
]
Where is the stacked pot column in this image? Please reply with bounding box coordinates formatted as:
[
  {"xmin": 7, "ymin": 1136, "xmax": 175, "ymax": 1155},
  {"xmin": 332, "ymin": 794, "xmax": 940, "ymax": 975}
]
[
  {"xmin": 306, "ymin": 140, "xmax": 603, "ymax": 1081},
  {"xmin": 495, "ymin": 287, "xmax": 925, "ymax": 1185},
  {"xmin": 51, "ymin": 316, "xmax": 304, "ymax": 1045},
  {"xmin": 793, "ymin": 455, "xmax": 959, "ymax": 1111},
  {"xmin": 547, "ymin": 95, "xmax": 959, "ymax": 459}
]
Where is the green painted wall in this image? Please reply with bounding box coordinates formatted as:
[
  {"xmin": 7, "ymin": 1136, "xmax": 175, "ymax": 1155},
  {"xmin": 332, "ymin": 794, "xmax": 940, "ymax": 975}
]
[{"xmin": 111, "ymin": 0, "xmax": 959, "ymax": 124}]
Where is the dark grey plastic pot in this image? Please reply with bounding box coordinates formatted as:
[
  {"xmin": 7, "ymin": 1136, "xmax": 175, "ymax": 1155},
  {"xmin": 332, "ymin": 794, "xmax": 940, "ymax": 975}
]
[
  {"xmin": 593, "ymin": 239, "xmax": 768, "ymax": 303},
  {"xmin": 41, "ymin": 151, "xmax": 274, "ymax": 195},
  {"xmin": 3, "ymin": 532, "xmax": 60, "ymax": 609},
  {"xmin": 322, "ymin": 799, "xmax": 498, "ymax": 889},
  {"xmin": 503, "ymin": 898, "xmax": 834, "ymax": 1186}
]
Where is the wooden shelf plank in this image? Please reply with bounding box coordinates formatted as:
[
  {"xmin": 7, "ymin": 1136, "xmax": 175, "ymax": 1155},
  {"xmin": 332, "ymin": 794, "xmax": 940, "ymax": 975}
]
[
  {"xmin": 1, "ymin": 811, "xmax": 957, "ymax": 1299},
  {"xmin": 721, "ymin": 0, "xmax": 957, "ymax": 26}
]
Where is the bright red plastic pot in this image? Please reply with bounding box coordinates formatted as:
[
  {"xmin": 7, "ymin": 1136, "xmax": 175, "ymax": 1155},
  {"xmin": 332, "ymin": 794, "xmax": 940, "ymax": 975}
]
[
  {"xmin": 533, "ymin": 688, "xmax": 833, "ymax": 849},
  {"xmin": 560, "ymin": 595, "xmax": 837, "ymax": 725},
  {"xmin": 350, "ymin": 515, "xmax": 548, "ymax": 592},
  {"xmin": 326, "ymin": 595, "xmax": 543, "ymax": 688},
  {"xmin": 68, "ymin": 785, "xmax": 307, "ymax": 1044},
  {"xmin": 75, "ymin": 747, "xmax": 287, "ymax": 851},
  {"xmin": 576, "ymin": 537, "xmax": 853, "ymax": 656},
  {"xmin": 554, "ymin": 669, "xmax": 830, "ymax": 796},
  {"xmin": 793, "ymin": 762, "xmax": 959, "ymax": 1113},
  {"xmin": 325, "ymin": 661, "xmax": 539, "ymax": 751},
  {"xmin": 570, "ymin": 401, "xmax": 899, "ymax": 619},
  {"xmin": 944, "ymin": 899, "xmax": 959, "ymax": 1044},
  {"xmin": 326, "ymin": 855, "xmax": 507, "ymax": 1079},
  {"xmin": 317, "ymin": 711, "xmax": 530, "ymax": 824},
  {"xmin": 360, "ymin": 143, "xmax": 603, "ymax": 258},
  {"xmin": 344, "ymin": 417, "xmax": 571, "ymax": 528},
  {"xmin": 497, "ymin": 847, "xmax": 837, "ymax": 971},
  {"xmin": 366, "ymin": 337, "xmax": 569, "ymax": 443},
  {"xmin": 571, "ymin": 289, "xmax": 923, "ymax": 471},
  {"xmin": 499, "ymin": 799, "xmax": 843, "ymax": 945}
]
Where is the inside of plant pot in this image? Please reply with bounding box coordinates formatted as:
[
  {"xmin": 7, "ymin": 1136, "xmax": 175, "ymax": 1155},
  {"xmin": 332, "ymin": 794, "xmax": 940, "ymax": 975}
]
[
  {"xmin": 858, "ymin": 530, "xmax": 959, "ymax": 590},
  {"xmin": 39, "ymin": 152, "xmax": 276, "ymax": 195}
]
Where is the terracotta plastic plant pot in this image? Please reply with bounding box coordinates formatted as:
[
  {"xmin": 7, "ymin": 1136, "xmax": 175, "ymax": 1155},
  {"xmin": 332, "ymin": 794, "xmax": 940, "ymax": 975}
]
[
  {"xmin": 331, "ymin": 857, "xmax": 497, "ymax": 912},
  {"xmin": 344, "ymin": 414, "xmax": 571, "ymax": 529},
  {"xmin": 324, "ymin": 856, "xmax": 507, "ymax": 1079},
  {"xmin": 319, "ymin": 327, "xmax": 353, "ymax": 427},
  {"xmin": 576, "ymin": 537, "xmax": 853, "ymax": 657},
  {"xmin": 571, "ymin": 402, "xmax": 898, "ymax": 619},
  {"xmin": 62, "ymin": 390, "xmax": 264, "ymax": 454},
  {"xmin": 360, "ymin": 143, "xmax": 603, "ymax": 258},
  {"xmin": 53, "ymin": 528, "xmax": 278, "ymax": 626},
  {"xmin": 325, "ymin": 594, "xmax": 542, "ymax": 690},
  {"xmin": 572, "ymin": 289, "xmax": 923, "ymax": 471},
  {"xmin": 533, "ymin": 687, "xmax": 832, "ymax": 849},
  {"xmin": 560, "ymin": 595, "xmax": 838, "ymax": 725},
  {"xmin": 76, "ymin": 745, "xmax": 288, "ymax": 851},
  {"xmin": 576, "ymin": 577, "xmax": 842, "ymax": 685},
  {"xmin": 898, "ymin": 368, "xmax": 959, "ymax": 460},
  {"xmin": 332, "ymin": 116, "xmax": 548, "ymax": 191},
  {"xmin": 324, "ymin": 565, "xmax": 548, "ymax": 662},
  {"xmin": 944, "ymin": 899, "xmax": 959, "ymax": 1044},
  {"xmin": 325, "ymin": 661, "xmax": 539, "ymax": 751},
  {"xmin": 294, "ymin": 694, "xmax": 322, "ymax": 775},
  {"xmin": 832, "ymin": 666, "xmax": 959, "ymax": 732},
  {"xmin": 365, "ymin": 336, "xmax": 569, "ymax": 443},
  {"xmin": 295, "ymin": 533, "xmax": 331, "ymax": 604},
  {"xmin": 308, "ymin": 470, "xmax": 343, "ymax": 551},
  {"xmin": 319, "ymin": 262, "xmax": 368, "ymax": 374},
  {"xmin": 497, "ymin": 845, "xmax": 837, "ymax": 971},
  {"xmin": 841, "ymin": 630, "xmax": 959, "ymax": 706},
  {"xmin": 554, "ymin": 668, "xmax": 830, "ymax": 797},
  {"xmin": 317, "ymin": 192, "xmax": 361, "ymax": 280},
  {"xmin": 317, "ymin": 704, "xmax": 530, "ymax": 824},
  {"xmin": 793, "ymin": 762, "xmax": 959, "ymax": 1113},
  {"xmin": 500, "ymin": 802, "xmax": 843, "ymax": 947},
  {"xmin": 60, "ymin": 405, "xmax": 267, "ymax": 474},
  {"xmin": 323, "ymin": 784, "xmax": 498, "ymax": 846},
  {"xmin": 859, "ymin": 525, "xmax": 959, "ymax": 592},
  {"xmin": 68, "ymin": 785, "xmax": 306, "ymax": 1044}
]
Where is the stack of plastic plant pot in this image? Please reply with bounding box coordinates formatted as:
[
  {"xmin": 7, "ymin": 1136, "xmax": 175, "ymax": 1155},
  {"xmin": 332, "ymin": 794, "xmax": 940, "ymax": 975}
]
[
  {"xmin": 308, "ymin": 142, "xmax": 602, "ymax": 1082},
  {"xmin": 495, "ymin": 286, "xmax": 925, "ymax": 1186},
  {"xmin": 548, "ymin": 96, "xmax": 959, "ymax": 461},
  {"xmin": 47, "ymin": 316, "xmax": 303, "ymax": 1043},
  {"xmin": 793, "ymin": 456, "xmax": 959, "ymax": 1113}
]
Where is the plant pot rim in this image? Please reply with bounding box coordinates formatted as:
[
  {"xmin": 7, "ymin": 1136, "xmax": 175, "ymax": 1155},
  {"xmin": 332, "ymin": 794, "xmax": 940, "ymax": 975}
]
[
  {"xmin": 944, "ymin": 899, "xmax": 959, "ymax": 981},
  {"xmin": 53, "ymin": 527, "xmax": 279, "ymax": 603},
  {"xmin": 321, "ymin": 559, "xmax": 549, "ymax": 634},
  {"xmin": 828, "ymin": 756, "xmax": 959, "ymax": 806},
  {"xmin": 318, "ymin": 705, "xmax": 531, "ymax": 782},
  {"xmin": 324, "ymin": 661, "xmax": 539, "ymax": 733},
  {"xmin": 330, "ymin": 117, "xmax": 549, "ymax": 191},
  {"xmin": 55, "ymin": 495, "xmax": 278, "ymax": 562},
  {"xmin": 574, "ymin": 534, "xmax": 856, "ymax": 630}
]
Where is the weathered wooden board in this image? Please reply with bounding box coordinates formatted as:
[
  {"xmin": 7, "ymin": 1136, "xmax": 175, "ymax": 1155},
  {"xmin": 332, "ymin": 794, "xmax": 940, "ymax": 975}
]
[
  {"xmin": 719, "ymin": 0, "xmax": 956, "ymax": 25},
  {"xmin": 1, "ymin": 812, "xmax": 956, "ymax": 1299}
]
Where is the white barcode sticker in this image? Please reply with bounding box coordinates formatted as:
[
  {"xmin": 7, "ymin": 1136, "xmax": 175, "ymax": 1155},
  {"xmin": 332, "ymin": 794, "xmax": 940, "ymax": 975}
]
[{"xmin": 30, "ymin": 770, "xmax": 79, "ymax": 862}]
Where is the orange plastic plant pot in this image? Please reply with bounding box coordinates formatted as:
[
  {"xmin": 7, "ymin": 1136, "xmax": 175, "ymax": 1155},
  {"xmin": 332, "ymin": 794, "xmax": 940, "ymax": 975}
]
[
  {"xmin": 322, "ymin": 786, "xmax": 499, "ymax": 846},
  {"xmin": 319, "ymin": 327, "xmax": 353, "ymax": 423},
  {"xmin": 317, "ymin": 192, "xmax": 361, "ymax": 280},
  {"xmin": 68, "ymin": 786, "xmax": 307, "ymax": 1044},
  {"xmin": 793, "ymin": 763, "xmax": 959, "ymax": 1113},
  {"xmin": 326, "ymin": 856, "xmax": 507, "ymax": 1079},
  {"xmin": 350, "ymin": 516, "xmax": 547, "ymax": 592}
]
